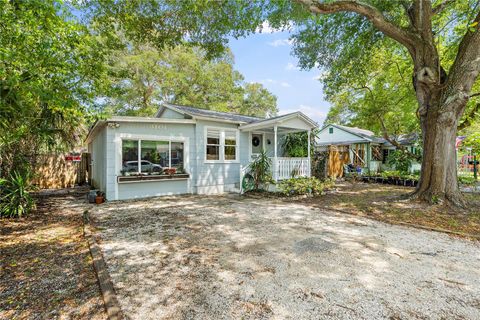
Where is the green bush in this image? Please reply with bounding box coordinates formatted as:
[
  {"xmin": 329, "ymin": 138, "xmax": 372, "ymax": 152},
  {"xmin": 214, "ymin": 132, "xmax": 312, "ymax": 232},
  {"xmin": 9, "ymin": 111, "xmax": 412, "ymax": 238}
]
[
  {"xmin": 247, "ymin": 150, "xmax": 273, "ymax": 191},
  {"xmin": 0, "ymin": 171, "xmax": 36, "ymax": 218},
  {"xmin": 458, "ymin": 175, "xmax": 477, "ymax": 185},
  {"xmin": 278, "ymin": 177, "xmax": 334, "ymax": 196},
  {"xmin": 386, "ymin": 150, "xmax": 413, "ymax": 174}
]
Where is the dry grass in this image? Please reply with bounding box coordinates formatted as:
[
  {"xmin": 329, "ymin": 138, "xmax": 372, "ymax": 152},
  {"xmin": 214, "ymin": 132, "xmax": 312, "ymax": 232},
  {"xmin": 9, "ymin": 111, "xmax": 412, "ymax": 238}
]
[
  {"xmin": 301, "ymin": 181, "xmax": 480, "ymax": 238},
  {"xmin": 0, "ymin": 188, "xmax": 106, "ymax": 320}
]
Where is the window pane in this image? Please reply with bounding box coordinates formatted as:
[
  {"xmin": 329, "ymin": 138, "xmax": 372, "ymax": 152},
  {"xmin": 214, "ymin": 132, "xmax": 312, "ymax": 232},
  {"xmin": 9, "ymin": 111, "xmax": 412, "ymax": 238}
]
[
  {"xmin": 225, "ymin": 146, "xmax": 236, "ymax": 160},
  {"xmin": 206, "ymin": 145, "xmax": 219, "ymax": 160},
  {"xmin": 141, "ymin": 140, "xmax": 168, "ymax": 173},
  {"xmin": 122, "ymin": 140, "xmax": 138, "ymax": 172},
  {"xmin": 171, "ymin": 142, "xmax": 184, "ymax": 169},
  {"xmin": 207, "ymin": 137, "xmax": 220, "ymax": 145},
  {"xmin": 225, "ymin": 131, "xmax": 236, "ymax": 145}
]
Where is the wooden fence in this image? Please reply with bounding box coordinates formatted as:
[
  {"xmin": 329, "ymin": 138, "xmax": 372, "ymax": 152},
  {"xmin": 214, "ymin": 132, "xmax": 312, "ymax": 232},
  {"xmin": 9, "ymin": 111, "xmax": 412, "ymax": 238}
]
[{"xmin": 32, "ymin": 153, "xmax": 90, "ymax": 189}]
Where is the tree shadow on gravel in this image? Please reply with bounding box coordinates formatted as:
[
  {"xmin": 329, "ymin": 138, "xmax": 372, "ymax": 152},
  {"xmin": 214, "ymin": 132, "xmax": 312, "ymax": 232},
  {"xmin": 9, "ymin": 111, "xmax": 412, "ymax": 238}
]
[{"xmin": 0, "ymin": 189, "xmax": 106, "ymax": 320}]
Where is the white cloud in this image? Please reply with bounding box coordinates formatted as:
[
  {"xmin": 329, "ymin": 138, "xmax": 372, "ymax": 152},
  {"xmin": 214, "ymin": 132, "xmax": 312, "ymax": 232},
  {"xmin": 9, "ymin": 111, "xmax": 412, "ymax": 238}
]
[
  {"xmin": 256, "ymin": 21, "xmax": 293, "ymax": 34},
  {"xmin": 268, "ymin": 39, "xmax": 293, "ymax": 47},
  {"xmin": 259, "ymin": 78, "xmax": 276, "ymax": 84},
  {"xmin": 280, "ymin": 82, "xmax": 291, "ymax": 88},
  {"xmin": 279, "ymin": 105, "xmax": 327, "ymax": 125},
  {"xmin": 312, "ymin": 70, "xmax": 329, "ymax": 81},
  {"xmin": 285, "ymin": 62, "xmax": 300, "ymax": 71},
  {"xmin": 256, "ymin": 21, "xmax": 282, "ymax": 34}
]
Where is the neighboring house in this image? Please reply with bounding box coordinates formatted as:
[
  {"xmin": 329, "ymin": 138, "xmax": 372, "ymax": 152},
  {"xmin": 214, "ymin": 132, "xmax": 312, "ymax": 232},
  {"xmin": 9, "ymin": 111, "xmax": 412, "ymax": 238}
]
[
  {"xmin": 316, "ymin": 124, "xmax": 420, "ymax": 177},
  {"xmin": 86, "ymin": 103, "xmax": 317, "ymax": 200}
]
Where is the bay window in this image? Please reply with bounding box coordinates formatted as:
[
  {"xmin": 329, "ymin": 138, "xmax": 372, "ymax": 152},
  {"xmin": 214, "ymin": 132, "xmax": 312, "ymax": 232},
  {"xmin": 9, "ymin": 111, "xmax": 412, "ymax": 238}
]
[
  {"xmin": 121, "ymin": 139, "xmax": 184, "ymax": 174},
  {"xmin": 205, "ymin": 128, "xmax": 238, "ymax": 162}
]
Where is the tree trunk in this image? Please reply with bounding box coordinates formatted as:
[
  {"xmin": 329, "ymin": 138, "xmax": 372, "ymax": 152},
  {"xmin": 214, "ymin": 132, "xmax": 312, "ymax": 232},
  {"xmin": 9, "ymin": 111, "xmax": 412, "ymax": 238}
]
[{"xmin": 412, "ymin": 90, "xmax": 466, "ymax": 206}]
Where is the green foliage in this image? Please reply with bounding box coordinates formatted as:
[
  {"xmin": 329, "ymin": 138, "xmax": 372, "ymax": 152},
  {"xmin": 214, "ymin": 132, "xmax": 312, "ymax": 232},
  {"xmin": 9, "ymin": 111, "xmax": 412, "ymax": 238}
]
[
  {"xmin": 0, "ymin": 171, "xmax": 36, "ymax": 218},
  {"xmin": 458, "ymin": 175, "xmax": 477, "ymax": 185},
  {"xmin": 379, "ymin": 170, "xmax": 419, "ymax": 181},
  {"xmin": 0, "ymin": 1, "xmax": 106, "ymax": 176},
  {"xmin": 386, "ymin": 150, "xmax": 414, "ymax": 174},
  {"xmin": 463, "ymin": 131, "xmax": 480, "ymax": 154},
  {"xmin": 247, "ymin": 150, "xmax": 273, "ymax": 190},
  {"xmin": 102, "ymin": 44, "xmax": 277, "ymax": 117},
  {"xmin": 278, "ymin": 177, "xmax": 334, "ymax": 196},
  {"xmin": 281, "ymin": 130, "xmax": 317, "ymax": 157}
]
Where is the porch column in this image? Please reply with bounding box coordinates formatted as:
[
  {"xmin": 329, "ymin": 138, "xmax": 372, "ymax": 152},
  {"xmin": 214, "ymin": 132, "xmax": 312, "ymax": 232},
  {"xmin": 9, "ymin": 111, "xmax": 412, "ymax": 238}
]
[
  {"xmin": 307, "ymin": 129, "xmax": 311, "ymax": 177},
  {"xmin": 274, "ymin": 125, "xmax": 278, "ymax": 182}
]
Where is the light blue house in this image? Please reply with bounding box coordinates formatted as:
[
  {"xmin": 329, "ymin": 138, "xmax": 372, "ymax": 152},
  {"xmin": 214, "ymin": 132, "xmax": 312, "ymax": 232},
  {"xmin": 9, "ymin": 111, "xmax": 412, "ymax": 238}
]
[
  {"xmin": 86, "ymin": 104, "xmax": 317, "ymax": 200},
  {"xmin": 316, "ymin": 123, "xmax": 420, "ymax": 177}
]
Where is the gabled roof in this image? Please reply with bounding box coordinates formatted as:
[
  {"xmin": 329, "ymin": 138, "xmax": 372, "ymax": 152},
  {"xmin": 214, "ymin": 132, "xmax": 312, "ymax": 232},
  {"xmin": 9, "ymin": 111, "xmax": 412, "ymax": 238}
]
[
  {"xmin": 333, "ymin": 124, "xmax": 376, "ymax": 139},
  {"xmin": 239, "ymin": 111, "xmax": 318, "ymax": 131},
  {"xmin": 156, "ymin": 103, "xmax": 262, "ymax": 124}
]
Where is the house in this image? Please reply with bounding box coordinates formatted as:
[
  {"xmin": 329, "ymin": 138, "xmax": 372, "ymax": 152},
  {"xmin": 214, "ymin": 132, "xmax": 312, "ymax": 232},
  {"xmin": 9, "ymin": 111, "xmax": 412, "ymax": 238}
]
[
  {"xmin": 315, "ymin": 124, "xmax": 420, "ymax": 177},
  {"xmin": 86, "ymin": 103, "xmax": 318, "ymax": 200}
]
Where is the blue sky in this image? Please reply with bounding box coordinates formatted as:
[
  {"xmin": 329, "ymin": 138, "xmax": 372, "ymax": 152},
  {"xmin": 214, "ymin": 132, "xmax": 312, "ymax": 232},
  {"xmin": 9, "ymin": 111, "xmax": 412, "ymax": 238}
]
[{"xmin": 228, "ymin": 27, "xmax": 331, "ymax": 125}]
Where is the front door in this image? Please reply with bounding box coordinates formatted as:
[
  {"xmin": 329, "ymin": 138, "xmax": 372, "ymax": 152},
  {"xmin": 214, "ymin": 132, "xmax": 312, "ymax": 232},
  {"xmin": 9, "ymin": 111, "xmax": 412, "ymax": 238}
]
[{"xmin": 251, "ymin": 133, "xmax": 263, "ymax": 155}]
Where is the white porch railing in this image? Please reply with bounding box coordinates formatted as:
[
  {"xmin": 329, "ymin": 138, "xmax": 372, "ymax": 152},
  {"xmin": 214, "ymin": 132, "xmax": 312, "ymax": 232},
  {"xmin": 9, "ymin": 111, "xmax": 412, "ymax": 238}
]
[{"xmin": 272, "ymin": 157, "xmax": 310, "ymax": 180}]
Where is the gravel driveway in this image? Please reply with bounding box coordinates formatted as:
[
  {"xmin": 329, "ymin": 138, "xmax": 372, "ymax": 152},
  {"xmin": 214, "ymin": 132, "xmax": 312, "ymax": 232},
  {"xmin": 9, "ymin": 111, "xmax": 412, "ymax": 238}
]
[{"xmin": 90, "ymin": 195, "xmax": 480, "ymax": 320}]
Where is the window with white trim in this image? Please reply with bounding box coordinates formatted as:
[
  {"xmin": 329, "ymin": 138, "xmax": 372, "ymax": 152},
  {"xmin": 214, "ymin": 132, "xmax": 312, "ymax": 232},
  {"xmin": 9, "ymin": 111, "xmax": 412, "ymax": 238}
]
[
  {"xmin": 121, "ymin": 139, "xmax": 184, "ymax": 173},
  {"xmin": 206, "ymin": 129, "xmax": 220, "ymax": 161},
  {"xmin": 205, "ymin": 128, "xmax": 238, "ymax": 162},
  {"xmin": 224, "ymin": 130, "xmax": 237, "ymax": 160}
]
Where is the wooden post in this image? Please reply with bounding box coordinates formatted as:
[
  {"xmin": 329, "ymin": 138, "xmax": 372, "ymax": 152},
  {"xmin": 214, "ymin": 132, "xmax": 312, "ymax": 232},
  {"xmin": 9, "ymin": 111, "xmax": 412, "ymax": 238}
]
[{"xmin": 274, "ymin": 125, "xmax": 278, "ymax": 182}]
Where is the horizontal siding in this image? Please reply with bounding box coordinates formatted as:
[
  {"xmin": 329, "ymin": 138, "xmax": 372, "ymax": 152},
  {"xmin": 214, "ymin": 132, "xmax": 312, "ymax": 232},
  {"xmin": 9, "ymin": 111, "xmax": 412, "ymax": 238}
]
[{"xmin": 118, "ymin": 180, "xmax": 190, "ymax": 199}]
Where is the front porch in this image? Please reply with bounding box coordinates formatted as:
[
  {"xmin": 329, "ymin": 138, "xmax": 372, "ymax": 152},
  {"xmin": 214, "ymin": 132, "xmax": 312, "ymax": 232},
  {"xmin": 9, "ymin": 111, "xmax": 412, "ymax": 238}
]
[
  {"xmin": 272, "ymin": 157, "xmax": 310, "ymax": 180},
  {"xmin": 239, "ymin": 111, "xmax": 317, "ymax": 182}
]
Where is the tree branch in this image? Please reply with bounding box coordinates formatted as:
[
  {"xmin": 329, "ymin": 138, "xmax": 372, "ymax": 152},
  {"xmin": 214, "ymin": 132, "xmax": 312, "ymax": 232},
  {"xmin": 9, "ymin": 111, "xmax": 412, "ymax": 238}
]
[
  {"xmin": 432, "ymin": 0, "xmax": 455, "ymax": 15},
  {"xmin": 294, "ymin": 0, "xmax": 416, "ymax": 52},
  {"xmin": 444, "ymin": 11, "xmax": 480, "ymax": 111},
  {"xmin": 378, "ymin": 117, "xmax": 422, "ymax": 161}
]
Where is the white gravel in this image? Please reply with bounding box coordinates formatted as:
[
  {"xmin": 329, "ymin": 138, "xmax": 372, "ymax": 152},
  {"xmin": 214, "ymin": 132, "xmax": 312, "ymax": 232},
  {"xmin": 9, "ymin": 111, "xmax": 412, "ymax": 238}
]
[{"xmin": 90, "ymin": 195, "xmax": 480, "ymax": 320}]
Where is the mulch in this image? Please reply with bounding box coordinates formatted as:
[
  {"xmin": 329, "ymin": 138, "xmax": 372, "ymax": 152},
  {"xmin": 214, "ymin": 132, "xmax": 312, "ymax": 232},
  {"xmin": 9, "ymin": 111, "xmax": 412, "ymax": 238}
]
[{"xmin": 0, "ymin": 188, "xmax": 107, "ymax": 320}]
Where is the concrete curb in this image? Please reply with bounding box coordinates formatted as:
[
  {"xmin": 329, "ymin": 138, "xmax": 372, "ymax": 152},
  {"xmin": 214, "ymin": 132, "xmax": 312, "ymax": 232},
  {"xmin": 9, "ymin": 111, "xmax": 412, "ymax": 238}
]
[{"xmin": 83, "ymin": 211, "xmax": 124, "ymax": 320}]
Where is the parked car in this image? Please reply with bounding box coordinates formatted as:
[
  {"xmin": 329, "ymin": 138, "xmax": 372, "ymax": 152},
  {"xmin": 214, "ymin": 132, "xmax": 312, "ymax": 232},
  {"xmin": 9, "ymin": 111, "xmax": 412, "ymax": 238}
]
[{"xmin": 123, "ymin": 160, "xmax": 163, "ymax": 173}]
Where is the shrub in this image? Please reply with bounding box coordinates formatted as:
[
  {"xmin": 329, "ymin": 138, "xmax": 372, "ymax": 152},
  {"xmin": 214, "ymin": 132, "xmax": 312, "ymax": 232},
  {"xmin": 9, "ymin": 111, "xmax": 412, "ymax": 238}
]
[
  {"xmin": 247, "ymin": 150, "xmax": 273, "ymax": 190},
  {"xmin": 0, "ymin": 171, "xmax": 36, "ymax": 218},
  {"xmin": 458, "ymin": 175, "xmax": 476, "ymax": 185},
  {"xmin": 278, "ymin": 177, "xmax": 333, "ymax": 196},
  {"xmin": 386, "ymin": 150, "xmax": 413, "ymax": 174}
]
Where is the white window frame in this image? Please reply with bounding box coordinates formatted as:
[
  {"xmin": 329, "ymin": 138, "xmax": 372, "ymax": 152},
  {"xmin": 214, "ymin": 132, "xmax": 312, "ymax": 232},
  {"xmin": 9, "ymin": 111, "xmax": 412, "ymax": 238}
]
[
  {"xmin": 121, "ymin": 138, "xmax": 184, "ymax": 173},
  {"xmin": 204, "ymin": 126, "xmax": 239, "ymax": 163}
]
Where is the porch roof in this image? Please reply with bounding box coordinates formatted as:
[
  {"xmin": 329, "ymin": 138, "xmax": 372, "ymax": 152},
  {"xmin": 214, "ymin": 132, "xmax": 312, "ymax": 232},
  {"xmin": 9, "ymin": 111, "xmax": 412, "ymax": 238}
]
[{"xmin": 239, "ymin": 112, "xmax": 318, "ymax": 132}]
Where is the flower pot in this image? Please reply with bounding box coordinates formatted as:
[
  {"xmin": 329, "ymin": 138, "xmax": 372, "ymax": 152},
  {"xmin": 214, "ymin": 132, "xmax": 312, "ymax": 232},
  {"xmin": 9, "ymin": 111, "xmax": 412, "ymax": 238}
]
[{"xmin": 95, "ymin": 196, "xmax": 104, "ymax": 204}]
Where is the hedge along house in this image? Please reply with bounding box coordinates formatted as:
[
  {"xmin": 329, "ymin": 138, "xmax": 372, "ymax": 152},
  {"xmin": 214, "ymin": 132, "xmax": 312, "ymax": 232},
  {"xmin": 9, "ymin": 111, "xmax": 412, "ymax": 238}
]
[
  {"xmin": 315, "ymin": 124, "xmax": 420, "ymax": 178},
  {"xmin": 86, "ymin": 103, "xmax": 318, "ymax": 200}
]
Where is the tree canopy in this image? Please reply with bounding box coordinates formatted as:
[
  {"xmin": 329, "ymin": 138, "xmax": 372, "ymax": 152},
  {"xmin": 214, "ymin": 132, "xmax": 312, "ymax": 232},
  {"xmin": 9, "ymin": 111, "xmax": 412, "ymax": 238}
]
[
  {"xmin": 102, "ymin": 43, "xmax": 277, "ymax": 117},
  {"xmin": 87, "ymin": 0, "xmax": 480, "ymax": 205},
  {"xmin": 0, "ymin": 0, "xmax": 105, "ymax": 175}
]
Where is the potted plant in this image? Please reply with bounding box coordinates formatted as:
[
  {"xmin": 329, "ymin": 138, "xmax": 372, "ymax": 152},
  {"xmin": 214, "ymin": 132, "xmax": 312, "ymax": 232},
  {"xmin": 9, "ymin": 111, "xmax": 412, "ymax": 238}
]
[
  {"xmin": 95, "ymin": 191, "xmax": 105, "ymax": 204},
  {"xmin": 164, "ymin": 167, "xmax": 176, "ymax": 176}
]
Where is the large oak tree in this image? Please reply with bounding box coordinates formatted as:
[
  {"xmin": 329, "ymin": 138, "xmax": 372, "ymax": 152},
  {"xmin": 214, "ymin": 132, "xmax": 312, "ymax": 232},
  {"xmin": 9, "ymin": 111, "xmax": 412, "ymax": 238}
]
[{"xmin": 90, "ymin": 0, "xmax": 480, "ymax": 206}]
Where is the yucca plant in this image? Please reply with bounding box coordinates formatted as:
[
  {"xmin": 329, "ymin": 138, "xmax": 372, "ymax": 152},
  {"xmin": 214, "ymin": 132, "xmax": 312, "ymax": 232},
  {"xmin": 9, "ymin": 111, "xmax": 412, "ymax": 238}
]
[
  {"xmin": 0, "ymin": 170, "xmax": 36, "ymax": 218},
  {"xmin": 247, "ymin": 150, "xmax": 273, "ymax": 191}
]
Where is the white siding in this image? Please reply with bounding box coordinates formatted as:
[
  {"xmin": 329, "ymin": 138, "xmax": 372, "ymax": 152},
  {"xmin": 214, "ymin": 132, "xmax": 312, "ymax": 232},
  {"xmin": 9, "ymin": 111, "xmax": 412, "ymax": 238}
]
[
  {"xmin": 106, "ymin": 122, "xmax": 196, "ymax": 200},
  {"xmin": 316, "ymin": 125, "xmax": 367, "ymax": 145},
  {"xmin": 194, "ymin": 120, "xmax": 245, "ymax": 194},
  {"xmin": 88, "ymin": 127, "xmax": 107, "ymax": 192}
]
